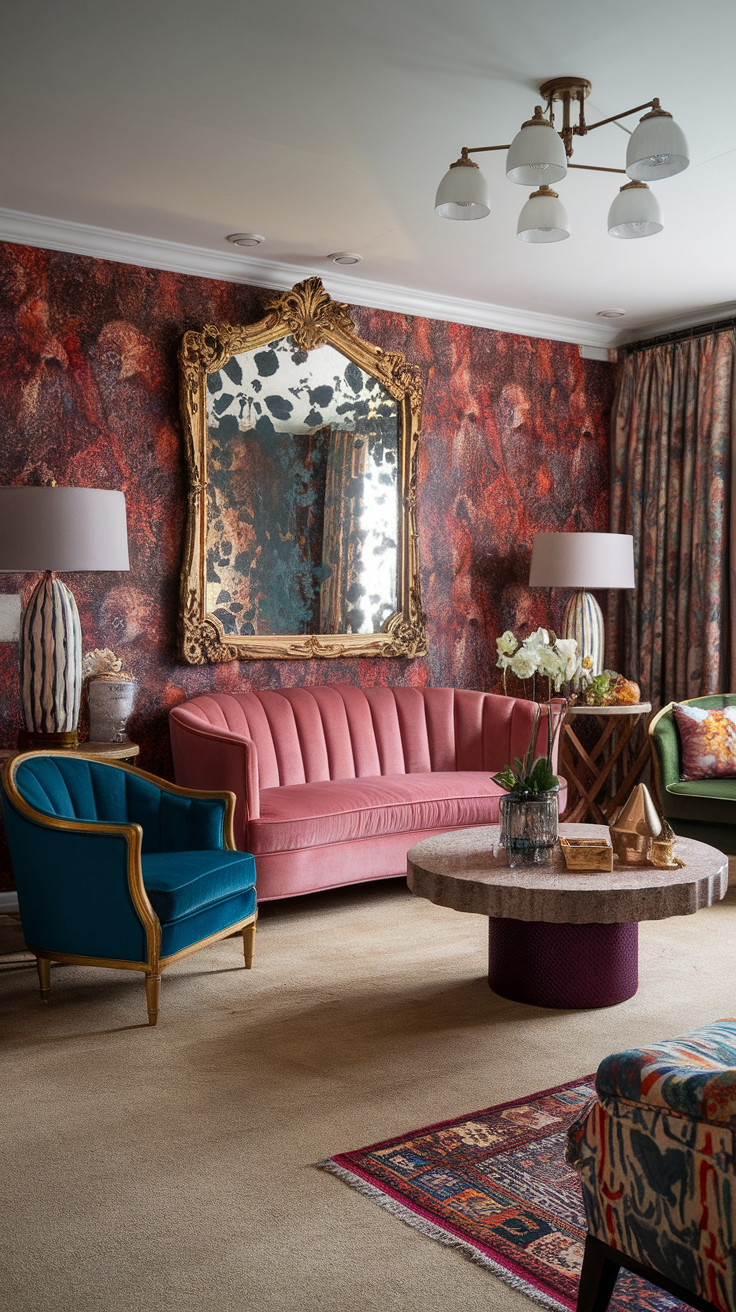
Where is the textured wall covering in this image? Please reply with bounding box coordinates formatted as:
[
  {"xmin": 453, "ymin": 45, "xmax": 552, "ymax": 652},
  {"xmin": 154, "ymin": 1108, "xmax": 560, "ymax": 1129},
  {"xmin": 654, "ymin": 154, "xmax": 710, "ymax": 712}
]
[{"xmin": 0, "ymin": 242, "xmax": 615, "ymax": 888}]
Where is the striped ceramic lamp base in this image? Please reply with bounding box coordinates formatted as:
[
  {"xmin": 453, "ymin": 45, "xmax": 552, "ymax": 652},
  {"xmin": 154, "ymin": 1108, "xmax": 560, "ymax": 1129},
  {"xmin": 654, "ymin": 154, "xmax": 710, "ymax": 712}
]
[
  {"xmin": 18, "ymin": 571, "xmax": 82, "ymax": 748},
  {"xmin": 562, "ymin": 588, "xmax": 604, "ymax": 675}
]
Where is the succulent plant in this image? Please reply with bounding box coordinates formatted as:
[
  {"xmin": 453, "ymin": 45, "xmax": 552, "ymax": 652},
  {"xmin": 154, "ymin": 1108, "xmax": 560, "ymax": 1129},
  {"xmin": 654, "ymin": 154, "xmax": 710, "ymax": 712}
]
[{"xmin": 491, "ymin": 702, "xmax": 565, "ymax": 798}]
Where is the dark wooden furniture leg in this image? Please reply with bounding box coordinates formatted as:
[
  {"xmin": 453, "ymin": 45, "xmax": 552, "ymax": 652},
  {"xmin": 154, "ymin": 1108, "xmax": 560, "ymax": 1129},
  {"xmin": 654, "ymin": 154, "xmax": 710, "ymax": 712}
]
[
  {"xmin": 576, "ymin": 1236, "xmax": 620, "ymax": 1312},
  {"xmin": 576, "ymin": 1234, "xmax": 722, "ymax": 1312}
]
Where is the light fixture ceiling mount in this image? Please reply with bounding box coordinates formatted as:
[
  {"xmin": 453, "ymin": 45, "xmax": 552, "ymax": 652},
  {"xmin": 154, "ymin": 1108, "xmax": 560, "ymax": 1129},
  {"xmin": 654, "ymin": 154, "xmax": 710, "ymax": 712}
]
[
  {"xmin": 435, "ymin": 77, "xmax": 688, "ymax": 243},
  {"xmin": 226, "ymin": 233, "xmax": 265, "ymax": 247}
]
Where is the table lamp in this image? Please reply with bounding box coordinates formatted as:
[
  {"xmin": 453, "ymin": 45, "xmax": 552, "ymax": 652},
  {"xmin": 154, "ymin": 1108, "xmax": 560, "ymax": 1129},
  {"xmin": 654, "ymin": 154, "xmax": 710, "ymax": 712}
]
[
  {"xmin": 528, "ymin": 531, "xmax": 635, "ymax": 674},
  {"xmin": 0, "ymin": 486, "xmax": 129, "ymax": 747}
]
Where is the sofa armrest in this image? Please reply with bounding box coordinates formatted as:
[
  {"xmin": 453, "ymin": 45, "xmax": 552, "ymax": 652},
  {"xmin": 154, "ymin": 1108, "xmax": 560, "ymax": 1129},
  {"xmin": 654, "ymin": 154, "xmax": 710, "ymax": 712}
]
[
  {"xmin": 169, "ymin": 709, "xmax": 260, "ymax": 847},
  {"xmin": 649, "ymin": 702, "xmax": 682, "ymax": 793}
]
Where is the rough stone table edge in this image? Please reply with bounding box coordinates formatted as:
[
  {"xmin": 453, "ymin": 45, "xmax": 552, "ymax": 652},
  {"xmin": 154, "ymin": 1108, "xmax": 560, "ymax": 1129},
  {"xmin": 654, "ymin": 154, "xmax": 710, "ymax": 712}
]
[{"xmin": 407, "ymin": 825, "xmax": 728, "ymax": 925}]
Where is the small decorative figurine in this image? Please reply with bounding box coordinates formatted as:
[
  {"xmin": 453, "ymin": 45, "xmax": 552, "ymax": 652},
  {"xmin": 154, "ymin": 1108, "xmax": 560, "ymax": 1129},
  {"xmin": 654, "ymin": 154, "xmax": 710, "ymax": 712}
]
[
  {"xmin": 609, "ymin": 783, "xmax": 662, "ymax": 865},
  {"xmin": 649, "ymin": 818, "xmax": 686, "ymax": 869}
]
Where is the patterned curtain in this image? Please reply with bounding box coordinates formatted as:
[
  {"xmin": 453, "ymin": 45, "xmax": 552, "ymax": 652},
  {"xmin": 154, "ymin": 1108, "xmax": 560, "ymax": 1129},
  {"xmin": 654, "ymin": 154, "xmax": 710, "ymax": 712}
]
[
  {"xmin": 608, "ymin": 330, "xmax": 736, "ymax": 706},
  {"xmin": 319, "ymin": 431, "xmax": 367, "ymax": 633}
]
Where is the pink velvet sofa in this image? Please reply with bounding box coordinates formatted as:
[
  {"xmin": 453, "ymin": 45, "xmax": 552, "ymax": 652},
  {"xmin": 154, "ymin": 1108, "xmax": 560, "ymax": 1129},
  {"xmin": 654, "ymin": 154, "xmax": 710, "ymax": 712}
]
[{"xmin": 169, "ymin": 685, "xmax": 566, "ymax": 902}]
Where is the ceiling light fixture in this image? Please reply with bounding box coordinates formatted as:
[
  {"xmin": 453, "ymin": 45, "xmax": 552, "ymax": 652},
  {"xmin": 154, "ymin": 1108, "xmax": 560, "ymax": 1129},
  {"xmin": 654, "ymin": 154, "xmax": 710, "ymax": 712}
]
[
  {"xmin": 327, "ymin": 252, "xmax": 363, "ymax": 265},
  {"xmin": 226, "ymin": 233, "xmax": 265, "ymax": 247},
  {"xmin": 435, "ymin": 77, "xmax": 688, "ymax": 244},
  {"xmin": 596, "ymin": 309, "xmax": 626, "ymax": 318}
]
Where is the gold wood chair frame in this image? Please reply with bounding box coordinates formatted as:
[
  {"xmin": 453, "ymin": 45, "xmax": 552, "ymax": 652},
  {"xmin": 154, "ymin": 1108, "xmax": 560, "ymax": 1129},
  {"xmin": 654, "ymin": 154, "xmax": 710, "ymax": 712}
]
[
  {"xmin": 2, "ymin": 753, "xmax": 257, "ymax": 1026},
  {"xmin": 178, "ymin": 276, "xmax": 426, "ymax": 662}
]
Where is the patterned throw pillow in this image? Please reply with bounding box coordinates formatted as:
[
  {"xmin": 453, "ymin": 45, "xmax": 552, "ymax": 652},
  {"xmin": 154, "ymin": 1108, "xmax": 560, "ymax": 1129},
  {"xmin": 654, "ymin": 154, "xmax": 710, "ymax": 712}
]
[{"xmin": 672, "ymin": 703, "xmax": 736, "ymax": 780}]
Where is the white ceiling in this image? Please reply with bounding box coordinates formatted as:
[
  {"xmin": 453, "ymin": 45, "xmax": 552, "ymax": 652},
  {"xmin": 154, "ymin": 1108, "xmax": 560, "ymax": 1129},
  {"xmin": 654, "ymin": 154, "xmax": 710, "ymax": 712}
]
[{"xmin": 1, "ymin": 0, "xmax": 735, "ymax": 346}]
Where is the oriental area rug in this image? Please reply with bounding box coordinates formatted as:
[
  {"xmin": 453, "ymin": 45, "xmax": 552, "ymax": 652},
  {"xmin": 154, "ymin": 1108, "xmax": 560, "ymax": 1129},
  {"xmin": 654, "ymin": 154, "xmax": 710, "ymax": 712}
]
[{"xmin": 320, "ymin": 1077, "xmax": 687, "ymax": 1312}]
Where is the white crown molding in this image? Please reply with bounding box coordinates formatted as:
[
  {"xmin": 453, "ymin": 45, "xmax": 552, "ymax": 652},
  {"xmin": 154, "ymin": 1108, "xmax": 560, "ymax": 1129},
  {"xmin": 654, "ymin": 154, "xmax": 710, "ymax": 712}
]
[
  {"xmin": 619, "ymin": 300, "xmax": 736, "ymax": 345},
  {"xmin": 0, "ymin": 206, "xmax": 620, "ymax": 348}
]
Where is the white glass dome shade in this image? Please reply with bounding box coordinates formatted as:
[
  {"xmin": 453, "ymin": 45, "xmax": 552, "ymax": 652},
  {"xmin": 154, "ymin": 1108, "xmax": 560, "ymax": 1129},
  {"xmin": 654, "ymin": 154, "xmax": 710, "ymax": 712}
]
[
  {"xmin": 506, "ymin": 106, "xmax": 567, "ymax": 186},
  {"xmin": 517, "ymin": 185, "xmax": 570, "ymax": 243},
  {"xmin": 626, "ymin": 104, "xmax": 689, "ymax": 181},
  {"xmin": 608, "ymin": 181, "xmax": 663, "ymax": 239},
  {"xmin": 435, "ymin": 156, "xmax": 490, "ymax": 220}
]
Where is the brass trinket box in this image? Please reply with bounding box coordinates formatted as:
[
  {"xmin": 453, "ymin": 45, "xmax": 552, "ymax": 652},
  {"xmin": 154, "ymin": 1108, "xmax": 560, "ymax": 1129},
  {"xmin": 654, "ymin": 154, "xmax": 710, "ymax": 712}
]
[{"xmin": 559, "ymin": 837, "xmax": 613, "ymax": 872}]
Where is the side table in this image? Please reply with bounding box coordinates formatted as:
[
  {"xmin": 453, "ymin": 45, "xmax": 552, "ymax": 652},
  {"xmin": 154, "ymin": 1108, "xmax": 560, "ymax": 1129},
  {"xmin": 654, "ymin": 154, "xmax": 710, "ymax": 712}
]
[
  {"xmin": 0, "ymin": 741, "xmax": 140, "ymax": 765},
  {"xmin": 560, "ymin": 704, "xmax": 652, "ymax": 825}
]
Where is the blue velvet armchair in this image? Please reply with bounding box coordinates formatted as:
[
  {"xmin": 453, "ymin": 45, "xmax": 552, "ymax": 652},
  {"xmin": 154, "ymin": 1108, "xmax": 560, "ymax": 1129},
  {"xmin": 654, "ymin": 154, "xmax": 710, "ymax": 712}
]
[{"xmin": 1, "ymin": 752, "xmax": 258, "ymax": 1025}]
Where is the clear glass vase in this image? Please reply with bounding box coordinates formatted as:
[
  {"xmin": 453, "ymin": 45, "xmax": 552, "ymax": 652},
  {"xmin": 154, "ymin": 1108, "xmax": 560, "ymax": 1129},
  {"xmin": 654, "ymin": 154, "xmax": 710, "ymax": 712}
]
[{"xmin": 499, "ymin": 792, "xmax": 559, "ymax": 868}]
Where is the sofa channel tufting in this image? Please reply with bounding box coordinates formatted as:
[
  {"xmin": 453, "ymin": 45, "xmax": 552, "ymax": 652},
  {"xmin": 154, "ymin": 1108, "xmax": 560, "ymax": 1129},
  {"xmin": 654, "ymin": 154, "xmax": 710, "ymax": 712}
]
[{"xmin": 169, "ymin": 685, "xmax": 566, "ymax": 902}]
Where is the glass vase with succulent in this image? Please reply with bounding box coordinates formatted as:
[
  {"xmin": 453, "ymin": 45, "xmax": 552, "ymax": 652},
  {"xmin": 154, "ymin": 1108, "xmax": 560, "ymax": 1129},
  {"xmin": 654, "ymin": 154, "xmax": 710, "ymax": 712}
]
[
  {"xmin": 492, "ymin": 702, "xmax": 566, "ymax": 867},
  {"xmin": 496, "ymin": 627, "xmax": 592, "ymax": 701}
]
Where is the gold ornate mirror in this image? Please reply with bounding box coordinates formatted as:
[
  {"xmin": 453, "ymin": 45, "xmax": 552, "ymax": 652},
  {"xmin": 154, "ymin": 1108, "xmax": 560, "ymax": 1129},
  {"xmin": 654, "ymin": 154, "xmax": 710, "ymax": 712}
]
[{"xmin": 178, "ymin": 278, "xmax": 425, "ymax": 662}]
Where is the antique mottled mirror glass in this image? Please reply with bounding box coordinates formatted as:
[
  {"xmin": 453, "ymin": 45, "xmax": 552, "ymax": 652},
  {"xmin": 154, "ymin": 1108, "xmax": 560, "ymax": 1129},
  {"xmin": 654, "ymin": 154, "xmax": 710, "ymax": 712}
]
[{"xmin": 179, "ymin": 278, "xmax": 425, "ymax": 661}]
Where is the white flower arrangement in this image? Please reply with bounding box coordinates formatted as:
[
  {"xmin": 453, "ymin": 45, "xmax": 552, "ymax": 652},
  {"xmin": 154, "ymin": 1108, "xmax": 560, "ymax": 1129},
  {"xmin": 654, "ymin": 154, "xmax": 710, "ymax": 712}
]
[
  {"xmin": 496, "ymin": 627, "xmax": 592, "ymax": 699},
  {"xmin": 82, "ymin": 648, "xmax": 130, "ymax": 680}
]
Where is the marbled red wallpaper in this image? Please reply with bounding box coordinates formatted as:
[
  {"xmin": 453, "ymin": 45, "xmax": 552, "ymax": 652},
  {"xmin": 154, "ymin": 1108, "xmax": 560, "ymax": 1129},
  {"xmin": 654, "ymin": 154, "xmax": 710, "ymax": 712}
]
[{"xmin": 0, "ymin": 242, "xmax": 616, "ymax": 885}]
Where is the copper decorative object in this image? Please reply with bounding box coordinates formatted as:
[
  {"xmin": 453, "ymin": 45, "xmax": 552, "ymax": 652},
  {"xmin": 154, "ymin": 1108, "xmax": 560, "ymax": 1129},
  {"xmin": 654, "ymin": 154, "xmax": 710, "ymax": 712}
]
[
  {"xmin": 609, "ymin": 783, "xmax": 662, "ymax": 865},
  {"xmin": 649, "ymin": 819, "xmax": 686, "ymax": 869}
]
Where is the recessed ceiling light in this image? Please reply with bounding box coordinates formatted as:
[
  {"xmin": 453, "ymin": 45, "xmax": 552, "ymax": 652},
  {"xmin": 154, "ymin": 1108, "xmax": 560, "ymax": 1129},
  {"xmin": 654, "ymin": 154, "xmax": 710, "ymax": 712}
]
[
  {"xmin": 596, "ymin": 309, "xmax": 626, "ymax": 318},
  {"xmin": 327, "ymin": 252, "xmax": 362, "ymax": 265},
  {"xmin": 226, "ymin": 233, "xmax": 265, "ymax": 247}
]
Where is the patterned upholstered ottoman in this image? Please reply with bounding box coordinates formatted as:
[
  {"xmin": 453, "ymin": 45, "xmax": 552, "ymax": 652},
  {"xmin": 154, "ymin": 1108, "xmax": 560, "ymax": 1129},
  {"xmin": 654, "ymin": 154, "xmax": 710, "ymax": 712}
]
[{"xmin": 567, "ymin": 1020, "xmax": 736, "ymax": 1312}]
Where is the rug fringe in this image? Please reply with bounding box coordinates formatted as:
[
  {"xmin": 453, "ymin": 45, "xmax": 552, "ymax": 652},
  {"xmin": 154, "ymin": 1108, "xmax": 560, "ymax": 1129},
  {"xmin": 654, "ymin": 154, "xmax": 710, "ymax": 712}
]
[{"xmin": 318, "ymin": 1158, "xmax": 570, "ymax": 1312}]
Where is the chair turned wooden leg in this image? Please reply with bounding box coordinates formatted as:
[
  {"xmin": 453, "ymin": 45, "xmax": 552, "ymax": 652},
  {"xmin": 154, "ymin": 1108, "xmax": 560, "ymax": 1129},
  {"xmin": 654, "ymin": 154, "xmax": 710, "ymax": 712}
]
[
  {"xmin": 243, "ymin": 920, "xmax": 256, "ymax": 969},
  {"xmin": 576, "ymin": 1235, "xmax": 620, "ymax": 1312},
  {"xmin": 145, "ymin": 974, "xmax": 161, "ymax": 1026},
  {"xmin": 36, "ymin": 957, "xmax": 51, "ymax": 1002}
]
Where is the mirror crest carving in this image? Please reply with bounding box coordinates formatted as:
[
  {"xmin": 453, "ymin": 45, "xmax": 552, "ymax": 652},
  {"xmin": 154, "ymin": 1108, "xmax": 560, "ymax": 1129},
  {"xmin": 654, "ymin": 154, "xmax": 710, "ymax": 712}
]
[{"xmin": 179, "ymin": 277, "xmax": 425, "ymax": 662}]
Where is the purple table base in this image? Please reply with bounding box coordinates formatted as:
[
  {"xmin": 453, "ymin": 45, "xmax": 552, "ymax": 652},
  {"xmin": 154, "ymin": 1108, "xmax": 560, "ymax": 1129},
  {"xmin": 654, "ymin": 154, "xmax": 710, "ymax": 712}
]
[{"xmin": 488, "ymin": 917, "xmax": 639, "ymax": 1009}]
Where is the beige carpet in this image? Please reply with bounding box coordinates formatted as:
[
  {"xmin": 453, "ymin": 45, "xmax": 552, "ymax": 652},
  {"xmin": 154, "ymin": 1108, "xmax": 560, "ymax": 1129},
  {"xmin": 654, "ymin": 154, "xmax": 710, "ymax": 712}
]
[{"xmin": 1, "ymin": 873, "xmax": 735, "ymax": 1312}]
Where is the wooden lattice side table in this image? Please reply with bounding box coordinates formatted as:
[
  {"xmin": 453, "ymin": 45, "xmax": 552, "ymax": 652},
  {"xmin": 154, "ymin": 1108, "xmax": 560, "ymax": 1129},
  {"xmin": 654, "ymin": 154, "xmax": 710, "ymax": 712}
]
[{"xmin": 560, "ymin": 704, "xmax": 653, "ymax": 825}]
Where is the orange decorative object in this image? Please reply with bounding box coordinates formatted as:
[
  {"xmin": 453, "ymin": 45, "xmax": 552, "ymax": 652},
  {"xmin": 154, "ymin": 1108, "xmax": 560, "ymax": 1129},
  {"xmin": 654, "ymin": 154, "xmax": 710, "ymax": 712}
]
[{"xmin": 610, "ymin": 678, "xmax": 641, "ymax": 706}]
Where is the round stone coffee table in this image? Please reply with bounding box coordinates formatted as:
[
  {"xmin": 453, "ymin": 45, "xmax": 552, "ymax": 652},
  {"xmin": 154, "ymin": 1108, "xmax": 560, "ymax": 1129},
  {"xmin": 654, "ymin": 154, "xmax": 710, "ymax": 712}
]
[{"xmin": 407, "ymin": 824, "xmax": 728, "ymax": 1009}]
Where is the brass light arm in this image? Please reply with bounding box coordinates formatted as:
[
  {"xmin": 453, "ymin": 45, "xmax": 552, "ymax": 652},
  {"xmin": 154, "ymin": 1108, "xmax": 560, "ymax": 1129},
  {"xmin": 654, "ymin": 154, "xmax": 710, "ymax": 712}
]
[
  {"xmin": 459, "ymin": 145, "xmax": 625, "ymax": 174},
  {"xmin": 580, "ymin": 99, "xmax": 659, "ymax": 135},
  {"xmin": 460, "ymin": 144, "xmax": 511, "ymax": 157},
  {"xmin": 568, "ymin": 163, "xmax": 627, "ymax": 175}
]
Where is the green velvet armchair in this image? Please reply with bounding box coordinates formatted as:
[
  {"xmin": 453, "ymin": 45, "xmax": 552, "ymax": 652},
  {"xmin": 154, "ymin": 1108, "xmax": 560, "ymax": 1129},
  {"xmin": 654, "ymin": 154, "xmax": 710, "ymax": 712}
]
[
  {"xmin": 649, "ymin": 694, "xmax": 736, "ymax": 854},
  {"xmin": 1, "ymin": 752, "xmax": 258, "ymax": 1025}
]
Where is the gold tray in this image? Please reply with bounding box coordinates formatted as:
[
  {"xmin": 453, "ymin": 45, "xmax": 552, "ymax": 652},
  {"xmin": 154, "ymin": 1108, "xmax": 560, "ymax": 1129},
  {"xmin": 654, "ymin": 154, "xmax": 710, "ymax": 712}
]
[{"xmin": 559, "ymin": 837, "xmax": 613, "ymax": 872}]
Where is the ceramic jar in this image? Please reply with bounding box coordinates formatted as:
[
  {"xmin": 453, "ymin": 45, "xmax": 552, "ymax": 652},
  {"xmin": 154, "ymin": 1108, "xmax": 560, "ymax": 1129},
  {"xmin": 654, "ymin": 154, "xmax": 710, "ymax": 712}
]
[{"xmin": 88, "ymin": 676, "xmax": 137, "ymax": 743}]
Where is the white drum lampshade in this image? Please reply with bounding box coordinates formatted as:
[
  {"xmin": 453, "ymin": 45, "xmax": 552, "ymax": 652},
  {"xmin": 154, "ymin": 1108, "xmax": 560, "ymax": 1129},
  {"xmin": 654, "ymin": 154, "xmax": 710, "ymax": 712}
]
[
  {"xmin": 0, "ymin": 487, "xmax": 130, "ymax": 746},
  {"xmin": 626, "ymin": 109, "xmax": 689, "ymax": 182},
  {"xmin": 608, "ymin": 181, "xmax": 663, "ymax": 239},
  {"xmin": 506, "ymin": 110, "xmax": 568, "ymax": 186},
  {"xmin": 529, "ymin": 532, "xmax": 635, "ymax": 674},
  {"xmin": 434, "ymin": 158, "xmax": 490, "ymax": 220},
  {"xmin": 517, "ymin": 186, "xmax": 570, "ymax": 243}
]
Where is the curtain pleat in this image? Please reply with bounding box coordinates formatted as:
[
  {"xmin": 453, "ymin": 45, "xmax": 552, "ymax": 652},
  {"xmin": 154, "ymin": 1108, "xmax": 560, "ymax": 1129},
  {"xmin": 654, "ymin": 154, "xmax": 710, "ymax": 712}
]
[
  {"xmin": 319, "ymin": 431, "xmax": 367, "ymax": 633},
  {"xmin": 608, "ymin": 330, "xmax": 735, "ymax": 707}
]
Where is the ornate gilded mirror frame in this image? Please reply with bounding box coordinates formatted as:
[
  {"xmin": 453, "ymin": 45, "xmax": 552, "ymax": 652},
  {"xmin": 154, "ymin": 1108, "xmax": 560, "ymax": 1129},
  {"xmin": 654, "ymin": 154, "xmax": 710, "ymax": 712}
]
[{"xmin": 178, "ymin": 277, "xmax": 426, "ymax": 662}]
